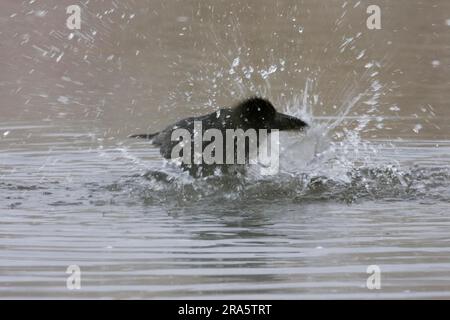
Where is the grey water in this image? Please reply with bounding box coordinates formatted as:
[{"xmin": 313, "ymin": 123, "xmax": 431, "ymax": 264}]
[{"xmin": 1, "ymin": 0, "xmax": 450, "ymax": 299}]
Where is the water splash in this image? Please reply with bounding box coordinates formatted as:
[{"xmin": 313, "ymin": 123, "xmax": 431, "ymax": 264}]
[{"xmin": 116, "ymin": 76, "xmax": 450, "ymax": 205}]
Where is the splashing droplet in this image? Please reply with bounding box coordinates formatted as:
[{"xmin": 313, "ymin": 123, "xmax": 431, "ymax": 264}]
[
  {"xmin": 432, "ymin": 60, "xmax": 441, "ymax": 67},
  {"xmin": 413, "ymin": 124, "xmax": 423, "ymax": 134}
]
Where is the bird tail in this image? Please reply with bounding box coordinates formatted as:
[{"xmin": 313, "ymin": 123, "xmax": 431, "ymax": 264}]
[{"xmin": 128, "ymin": 132, "xmax": 159, "ymax": 140}]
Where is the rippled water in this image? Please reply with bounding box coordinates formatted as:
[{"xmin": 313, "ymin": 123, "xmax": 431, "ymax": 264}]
[{"xmin": 1, "ymin": 0, "xmax": 450, "ymax": 299}]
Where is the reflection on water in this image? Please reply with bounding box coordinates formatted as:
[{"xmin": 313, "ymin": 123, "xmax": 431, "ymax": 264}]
[{"xmin": 1, "ymin": 0, "xmax": 450, "ymax": 299}]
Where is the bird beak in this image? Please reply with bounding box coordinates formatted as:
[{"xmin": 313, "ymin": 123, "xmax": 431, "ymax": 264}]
[{"xmin": 273, "ymin": 112, "xmax": 309, "ymax": 131}]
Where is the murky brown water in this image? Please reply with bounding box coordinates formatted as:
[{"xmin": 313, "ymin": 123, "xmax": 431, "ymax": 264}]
[{"xmin": 1, "ymin": 0, "xmax": 450, "ymax": 299}]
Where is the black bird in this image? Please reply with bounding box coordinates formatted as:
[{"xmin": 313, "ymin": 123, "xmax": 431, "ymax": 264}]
[{"xmin": 130, "ymin": 97, "xmax": 308, "ymax": 177}]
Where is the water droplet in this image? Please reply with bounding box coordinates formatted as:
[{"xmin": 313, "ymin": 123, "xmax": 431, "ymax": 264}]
[
  {"xmin": 413, "ymin": 124, "xmax": 423, "ymax": 134},
  {"xmin": 35, "ymin": 10, "xmax": 47, "ymax": 18},
  {"xmin": 260, "ymin": 65, "xmax": 277, "ymax": 79},
  {"xmin": 177, "ymin": 16, "xmax": 189, "ymax": 22},
  {"xmin": 356, "ymin": 50, "xmax": 366, "ymax": 60},
  {"xmin": 432, "ymin": 60, "xmax": 441, "ymax": 67},
  {"xmin": 57, "ymin": 96, "xmax": 70, "ymax": 104}
]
